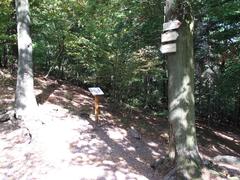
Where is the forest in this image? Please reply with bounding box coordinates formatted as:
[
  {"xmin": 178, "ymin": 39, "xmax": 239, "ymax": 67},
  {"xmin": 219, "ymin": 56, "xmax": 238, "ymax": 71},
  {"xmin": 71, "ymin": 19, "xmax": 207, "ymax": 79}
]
[{"xmin": 0, "ymin": 0, "xmax": 240, "ymax": 179}]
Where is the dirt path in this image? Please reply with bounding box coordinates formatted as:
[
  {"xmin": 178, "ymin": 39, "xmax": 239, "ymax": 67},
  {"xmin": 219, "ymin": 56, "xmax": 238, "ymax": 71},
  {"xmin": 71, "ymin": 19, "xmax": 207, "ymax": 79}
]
[
  {"xmin": 0, "ymin": 102, "xmax": 163, "ymax": 179},
  {"xmin": 0, "ymin": 71, "xmax": 240, "ymax": 179},
  {"xmin": 0, "ymin": 74, "xmax": 162, "ymax": 179}
]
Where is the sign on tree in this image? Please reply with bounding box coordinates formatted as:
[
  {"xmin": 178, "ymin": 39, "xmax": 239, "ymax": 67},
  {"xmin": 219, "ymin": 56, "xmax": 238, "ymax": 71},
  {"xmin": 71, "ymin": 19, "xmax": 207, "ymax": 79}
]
[
  {"xmin": 160, "ymin": 43, "xmax": 177, "ymax": 54},
  {"xmin": 161, "ymin": 31, "xmax": 179, "ymax": 43},
  {"xmin": 163, "ymin": 20, "xmax": 181, "ymax": 32}
]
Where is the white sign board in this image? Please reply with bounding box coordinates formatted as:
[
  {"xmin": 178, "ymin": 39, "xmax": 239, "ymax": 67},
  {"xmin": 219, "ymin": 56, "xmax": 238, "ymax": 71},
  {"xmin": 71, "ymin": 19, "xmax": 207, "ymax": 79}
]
[
  {"xmin": 160, "ymin": 43, "xmax": 176, "ymax": 54},
  {"xmin": 161, "ymin": 31, "xmax": 179, "ymax": 43},
  {"xmin": 88, "ymin": 87, "xmax": 104, "ymax": 96},
  {"xmin": 163, "ymin": 20, "xmax": 181, "ymax": 32}
]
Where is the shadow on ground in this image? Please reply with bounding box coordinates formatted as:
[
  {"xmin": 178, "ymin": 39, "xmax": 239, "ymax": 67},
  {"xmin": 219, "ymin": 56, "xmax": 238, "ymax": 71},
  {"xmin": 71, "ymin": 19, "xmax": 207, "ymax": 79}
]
[{"xmin": 0, "ymin": 73, "xmax": 240, "ymax": 179}]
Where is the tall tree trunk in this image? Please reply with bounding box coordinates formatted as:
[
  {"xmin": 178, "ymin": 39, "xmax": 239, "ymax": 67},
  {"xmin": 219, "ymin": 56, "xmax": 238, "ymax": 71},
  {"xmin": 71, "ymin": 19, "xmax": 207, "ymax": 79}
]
[
  {"xmin": 144, "ymin": 73, "xmax": 150, "ymax": 109},
  {"xmin": 15, "ymin": 0, "xmax": 37, "ymax": 119},
  {"xmin": 165, "ymin": 0, "xmax": 202, "ymax": 179},
  {"xmin": 2, "ymin": 45, "xmax": 8, "ymax": 67},
  {"xmin": 0, "ymin": 46, "xmax": 5, "ymax": 68}
]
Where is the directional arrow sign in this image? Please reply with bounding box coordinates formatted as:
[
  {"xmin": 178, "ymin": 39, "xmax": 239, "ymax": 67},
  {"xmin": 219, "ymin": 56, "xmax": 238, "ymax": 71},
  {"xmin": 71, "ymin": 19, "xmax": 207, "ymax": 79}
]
[
  {"xmin": 161, "ymin": 31, "xmax": 179, "ymax": 43},
  {"xmin": 163, "ymin": 20, "xmax": 181, "ymax": 32},
  {"xmin": 160, "ymin": 43, "xmax": 176, "ymax": 54}
]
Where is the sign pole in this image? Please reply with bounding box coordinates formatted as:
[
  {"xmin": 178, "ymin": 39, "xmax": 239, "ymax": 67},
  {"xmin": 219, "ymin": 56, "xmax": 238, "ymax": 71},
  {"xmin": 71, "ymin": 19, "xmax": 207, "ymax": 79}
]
[
  {"xmin": 88, "ymin": 87, "xmax": 104, "ymax": 124},
  {"xmin": 94, "ymin": 95, "xmax": 100, "ymax": 123}
]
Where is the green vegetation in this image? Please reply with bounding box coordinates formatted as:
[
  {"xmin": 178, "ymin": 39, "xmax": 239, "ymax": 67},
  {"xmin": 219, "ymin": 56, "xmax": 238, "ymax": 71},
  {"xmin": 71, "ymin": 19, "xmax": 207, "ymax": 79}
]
[
  {"xmin": 0, "ymin": 0, "xmax": 239, "ymax": 125},
  {"xmin": 0, "ymin": 1, "xmax": 240, "ymax": 178}
]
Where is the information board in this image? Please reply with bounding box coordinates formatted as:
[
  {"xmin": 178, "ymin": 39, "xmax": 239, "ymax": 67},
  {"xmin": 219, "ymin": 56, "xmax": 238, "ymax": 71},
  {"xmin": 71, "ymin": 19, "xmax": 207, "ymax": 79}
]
[{"xmin": 88, "ymin": 87, "xmax": 104, "ymax": 96}]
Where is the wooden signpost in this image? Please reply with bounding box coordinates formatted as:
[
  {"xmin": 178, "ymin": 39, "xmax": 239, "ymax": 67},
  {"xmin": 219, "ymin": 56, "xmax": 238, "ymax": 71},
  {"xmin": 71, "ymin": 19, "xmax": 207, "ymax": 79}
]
[
  {"xmin": 163, "ymin": 20, "xmax": 181, "ymax": 32},
  {"xmin": 88, "ymin": 87, "xmax": 104, "ymax": 123},
  {"xmin": 160, "ymin": 20, "xmax": 181, "ymax": 54},
  {"xmin": 160, "ymin": 43, "xmax": 177, "ymax": 54},
  {"xmin": 161, "ymin": 31, "xmax": 179, "ymax": 43}
]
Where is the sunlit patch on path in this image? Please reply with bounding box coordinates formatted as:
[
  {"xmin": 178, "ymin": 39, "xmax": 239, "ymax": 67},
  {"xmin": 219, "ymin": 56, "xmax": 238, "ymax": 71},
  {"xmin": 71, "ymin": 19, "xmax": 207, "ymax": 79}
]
[
  {"xmin": 1, "ymin": 73, "xmax": 240, "ymax": 179},
  {"xmin": 0, "ymin": 100, "xmax": 162, "ymax": 179}
]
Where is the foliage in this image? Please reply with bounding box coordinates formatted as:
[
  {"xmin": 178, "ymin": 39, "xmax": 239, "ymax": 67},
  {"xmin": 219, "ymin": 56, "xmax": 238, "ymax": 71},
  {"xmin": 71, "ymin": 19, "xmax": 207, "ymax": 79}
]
[
  {"xmin": 0, "ymin": 0, "xmax": 239, "ymax": 125},
  {"xmin": 194, "ymin": 0, "xmax": 240, "ymax": 125},
  {"xmin": 29, "ymin": 0, "xmax": 166, "ymax": 110}
]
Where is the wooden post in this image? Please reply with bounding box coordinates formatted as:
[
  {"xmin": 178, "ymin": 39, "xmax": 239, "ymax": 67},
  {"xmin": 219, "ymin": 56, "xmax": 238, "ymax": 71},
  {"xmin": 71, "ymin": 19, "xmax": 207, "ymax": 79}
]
[
  {"xmin": 94, "ymin": 95, "xmax": 100, "ymax": 123},
  {"xmin": 88, "ymin": 87, "xmax": 104, "ymax": 124}
]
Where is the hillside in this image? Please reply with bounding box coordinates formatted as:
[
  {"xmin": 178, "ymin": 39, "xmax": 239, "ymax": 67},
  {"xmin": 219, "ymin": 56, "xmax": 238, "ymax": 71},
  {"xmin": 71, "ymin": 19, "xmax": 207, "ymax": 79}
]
[{"xmin": 0, "ymin": 69, "xmax": 240, "ymax": 179}]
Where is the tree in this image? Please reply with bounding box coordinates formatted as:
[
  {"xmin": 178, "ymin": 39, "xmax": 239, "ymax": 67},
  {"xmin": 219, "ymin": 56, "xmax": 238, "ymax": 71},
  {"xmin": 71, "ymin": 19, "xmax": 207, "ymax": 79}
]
[
  {"xmin": 15, "ymin": 0, "xmax": 37, "ymax": 119},
  {"xmin": 165, "ymin": 0, "xmax": 202, "ymax": 179},
  {"xmin": 29, "ymin": 0, "xmax": 165, "ymax": 110},
  {"xmin": 0, "ymin": 0, "xmax": 16, "ymax": 68},
  {"xmin": 193, "ymin": 0, "xmax": 240, "ymax": 126}
]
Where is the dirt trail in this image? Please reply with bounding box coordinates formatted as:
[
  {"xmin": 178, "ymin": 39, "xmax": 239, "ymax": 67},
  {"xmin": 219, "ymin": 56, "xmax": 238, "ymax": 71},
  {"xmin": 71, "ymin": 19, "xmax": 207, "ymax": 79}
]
[
  {"xmin": 0, "ymin": 75, "xmax": 163, "ymax": 179},
  {"xmin": 0, "ymin": 104, "xmax": 163, "ymax": 179},
  {"xmin": 0, "ymin": 72, "xmax": 240, "ymax": 179}
]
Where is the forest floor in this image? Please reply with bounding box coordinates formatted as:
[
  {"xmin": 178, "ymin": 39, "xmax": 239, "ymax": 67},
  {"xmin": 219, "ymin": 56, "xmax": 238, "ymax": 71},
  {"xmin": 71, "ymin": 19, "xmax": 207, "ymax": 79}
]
[{"xmin": 0, "ymin": 69, "xmax": 240, "ymax": 180}]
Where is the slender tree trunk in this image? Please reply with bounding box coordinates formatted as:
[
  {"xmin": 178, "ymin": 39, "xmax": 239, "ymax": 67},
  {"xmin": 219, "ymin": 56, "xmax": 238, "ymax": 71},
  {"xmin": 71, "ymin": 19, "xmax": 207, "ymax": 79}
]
[
  {"xmin": 15, "ymin": 0, "xmax": 37, "ymax": 119},
  {"xmin": 0, "ymin": 46, "xmax": 6, "ymax": 67},
  {"xmin": 234, "ymin": 89, "xmax": 240, "ymax": 126},
  {"xmin": 144, "ymin": 73, "xmax": 150, "ymax": 109},
  {"xmin": 165, "ymin": 0, "xmax": 202, "ymax": 179},
  {"xmin": 2, "ymin": 45, "xmax": 8, "ymax": 67},
  {"xmin": 0, "ymin": 45, "xmax": 10, "ymax": 68}
]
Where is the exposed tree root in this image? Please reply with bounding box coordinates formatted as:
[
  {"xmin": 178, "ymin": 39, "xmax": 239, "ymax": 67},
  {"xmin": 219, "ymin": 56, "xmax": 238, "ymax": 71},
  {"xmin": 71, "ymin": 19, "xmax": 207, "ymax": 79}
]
[
  {"xmin": 0, "ymin": 110, "xmax": 10, "ymax": 122},
  {"xmin": 203, "ymin": 158, "xmax": 240, "ymax": 178},
  {"xmin": 0, "ymin": 110, "xmax": 33, "ymax": 145},
  {"xmin": 151, "ymin": 156, "xmax": 177, "ymax": 179},
  {"xmin": 163, "ymin": 167, "xmax": 177, "ymax": 180}
]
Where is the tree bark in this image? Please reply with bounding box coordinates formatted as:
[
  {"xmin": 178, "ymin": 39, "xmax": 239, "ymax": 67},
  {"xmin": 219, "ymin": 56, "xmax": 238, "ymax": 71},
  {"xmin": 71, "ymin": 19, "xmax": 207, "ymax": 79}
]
[
  {"xmin": 165, "ymin": 0, "xmax": 202, "ymax": 179},
  {"xmin": 2, "ymin": 45, "xmax": 8, "ymax": 67},
  {"xmin": 15, "ymin": 0, "xmax": 38, "ymax": 119}
]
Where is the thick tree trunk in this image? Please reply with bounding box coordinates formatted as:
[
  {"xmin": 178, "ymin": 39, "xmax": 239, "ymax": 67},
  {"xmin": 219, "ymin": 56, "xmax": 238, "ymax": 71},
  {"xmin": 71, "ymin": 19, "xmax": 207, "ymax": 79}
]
[
  {"xmin": 15, "ymin": 0, "xmax": 38, "ymax": 119},
  {"xmin": 165, "ymin": 0, "xmax": 202, "ymax": 179}
]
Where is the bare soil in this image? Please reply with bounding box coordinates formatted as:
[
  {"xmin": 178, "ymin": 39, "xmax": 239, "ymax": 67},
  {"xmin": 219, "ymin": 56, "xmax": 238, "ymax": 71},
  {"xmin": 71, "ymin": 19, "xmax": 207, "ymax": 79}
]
[{"xmin": 0, "ymin": 69, "xmax": 240, "ymax": 180}]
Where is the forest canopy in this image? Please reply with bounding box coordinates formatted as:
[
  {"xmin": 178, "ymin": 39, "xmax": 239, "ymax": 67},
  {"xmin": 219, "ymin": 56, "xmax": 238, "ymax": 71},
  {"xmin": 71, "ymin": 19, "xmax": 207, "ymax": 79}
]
[{"xmin": 0, "ymin": 0, "xmax": 239, "ymax": 125}]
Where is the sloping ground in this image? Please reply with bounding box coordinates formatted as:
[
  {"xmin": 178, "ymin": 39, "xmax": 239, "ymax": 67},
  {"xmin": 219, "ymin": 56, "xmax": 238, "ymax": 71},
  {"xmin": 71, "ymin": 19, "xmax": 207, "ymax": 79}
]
[
  {"xmin": 0, "ymin": 102, "xmax": 159, "ymax": 179},
  {"xmin": 0, "ymin": 69, "xmax": 240, "ymax": 179}
]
